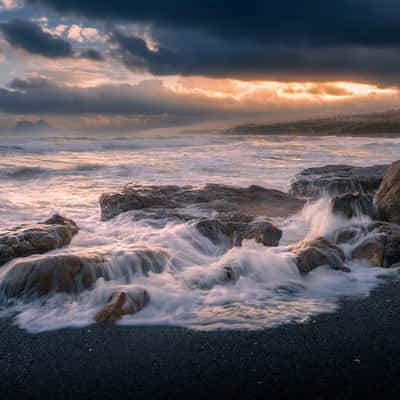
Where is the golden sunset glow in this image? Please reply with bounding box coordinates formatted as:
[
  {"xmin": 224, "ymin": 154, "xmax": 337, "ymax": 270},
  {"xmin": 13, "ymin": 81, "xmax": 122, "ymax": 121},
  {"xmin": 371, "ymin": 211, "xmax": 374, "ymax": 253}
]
[{"xmin": 170, "ymin": 78, "xmax": 397, "ymax": 103}]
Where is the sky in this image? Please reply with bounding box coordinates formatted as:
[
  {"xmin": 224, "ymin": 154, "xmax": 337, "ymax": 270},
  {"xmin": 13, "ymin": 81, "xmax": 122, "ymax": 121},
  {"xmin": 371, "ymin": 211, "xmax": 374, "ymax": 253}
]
[{"xmin": 0, "ymin": 0, "xmax": 400, "ymax": 132}]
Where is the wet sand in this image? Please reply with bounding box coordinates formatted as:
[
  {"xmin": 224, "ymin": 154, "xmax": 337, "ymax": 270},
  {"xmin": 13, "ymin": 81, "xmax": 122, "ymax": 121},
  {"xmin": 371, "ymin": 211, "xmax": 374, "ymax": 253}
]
[{"xmin": 1, "ymin": 274, "xmax": 400, "ymax": 399}]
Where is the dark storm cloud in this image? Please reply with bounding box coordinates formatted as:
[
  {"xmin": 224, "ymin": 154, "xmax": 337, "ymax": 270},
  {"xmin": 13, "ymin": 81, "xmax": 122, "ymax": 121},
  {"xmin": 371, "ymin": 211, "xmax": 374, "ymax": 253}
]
[
  {"xmin": 0, "ymin": 18, "xmax": 73, "ymax": 57},
  {"xmin": 0, "ymin": 19, "xmax": 104, "ymax": 60},
  {"xmin": 111, "ymin": 28, "xmax": 400, "ymax": 85},
  {"xmin": 26, "ymin": 0, "xmax": 400, "ymax": 47},
  {"xmin": 24, "ymin": 0, "xmax": 400, "ymax": 83},
  {"xmin": 0, "ymin": 76, "xmax": 231, "ymax": 116}
]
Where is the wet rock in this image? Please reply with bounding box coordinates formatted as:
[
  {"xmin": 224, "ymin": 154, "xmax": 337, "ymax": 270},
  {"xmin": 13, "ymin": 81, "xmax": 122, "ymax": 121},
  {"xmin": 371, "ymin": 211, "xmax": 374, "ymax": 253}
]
[
  {"xmin": 100, "ymin": 184, "xmax": 305, "ymax": 221},
  {"xmin": 192, "ymin": 219, "xmax": 229, "ymax": 245},
  {"xmin": 382, "ymin": 233, "xmax": 400, "ymax": 268},
  {"xmin": 0, "ymin": 245, "xmax": 170, "ymax": 300},
  {"xmin": 333, "ymin": 224, "xmax": 368, "ymax": 244},
  {"xmin": 331, "ymin": 192, "xmax": 377, "ymax": 219},
  {"xmin": 375, "ymin": 160, "xmax": 400, "ymax": 223},
  {"xmin": 290, "ymin": 164, "xmax": 387, "ymax": 198},
  {"xmin": 291, "ymin": 237, "xmax": 346, "ymax": 273},
  {"xmin": 0, "ymin": 215, "xmax": 79, "ymax": 267},
  {"xmin": 0, "ymin": 253, "xmax": 101, "ymax": 299},
  {"xmin": 225, "ymin": 221, "xmax": 282, "ymax": 247},
  {"xmin": 95, "ymin": 288, "xmax": 150, "ymax": 323},
  {"xmin": 352, "ymin": 238, "xmax": 385, "ymax": 267}
]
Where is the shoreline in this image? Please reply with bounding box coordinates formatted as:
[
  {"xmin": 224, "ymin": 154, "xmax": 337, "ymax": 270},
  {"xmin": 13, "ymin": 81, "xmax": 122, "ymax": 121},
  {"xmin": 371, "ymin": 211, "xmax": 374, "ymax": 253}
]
[{"xmin": 2, "ymin": 274, "xmax": 400, "ymax": 399}]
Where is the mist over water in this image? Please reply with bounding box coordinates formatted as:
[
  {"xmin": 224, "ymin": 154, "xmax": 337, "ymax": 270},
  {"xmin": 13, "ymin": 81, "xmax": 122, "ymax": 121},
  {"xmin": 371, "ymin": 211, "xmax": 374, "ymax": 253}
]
[{"xmin": 1, "ymin": 129, "xmax": 400, "ymax": 332}]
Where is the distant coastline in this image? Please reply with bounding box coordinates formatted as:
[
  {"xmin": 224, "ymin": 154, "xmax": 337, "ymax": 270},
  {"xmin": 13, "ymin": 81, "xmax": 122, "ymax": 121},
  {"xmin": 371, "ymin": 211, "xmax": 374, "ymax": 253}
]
[{"xmin": 226, "ymin": 109, "xmax": 400, "ymax": 136}]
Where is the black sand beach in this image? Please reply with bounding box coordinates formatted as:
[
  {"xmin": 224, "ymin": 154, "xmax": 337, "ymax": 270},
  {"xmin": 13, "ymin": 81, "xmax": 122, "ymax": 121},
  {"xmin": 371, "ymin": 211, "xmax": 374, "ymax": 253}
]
[{"xmin": 1, "ymin": 275, "xmax": 400, "ymax": 400}]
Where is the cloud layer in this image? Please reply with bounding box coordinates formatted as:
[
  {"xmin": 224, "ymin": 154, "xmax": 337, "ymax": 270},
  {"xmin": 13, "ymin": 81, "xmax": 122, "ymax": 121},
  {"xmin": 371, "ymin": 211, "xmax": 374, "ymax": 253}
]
[{"xmin": 0, "ymin": 19, "xmax": 103, "ymax": 60}]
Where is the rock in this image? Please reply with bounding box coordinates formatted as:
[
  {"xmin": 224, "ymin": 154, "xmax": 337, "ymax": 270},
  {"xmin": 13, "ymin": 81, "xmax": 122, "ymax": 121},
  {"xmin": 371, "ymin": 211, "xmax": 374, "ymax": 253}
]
[
  {"xmin": 352, "ymin": 239, "xmax": 385, "ymax": 267},
  {"xmin": 192, "ymin": 219, "xmax": 230, "ymax": 245},
  {"xmin": 331, "ymin": 192, "xmax": 377, "ymax": 219},
  {"xmin": 290, "ymin": 164, "xmax": 387, "ymax": 198},
  {"xmin": 0, "ymin": 246, "xmax": 170, "ymax": 300},
  {"xmin": 0, "ymin": 253, "xmax": 100, "ymax": 299},
  {"xmin": 375, "ymin": 160, "xmax": 400, "ymax": 223},
  {"xmin": 225, "ymin": 221, "xmax": 282, "ymax": 247},
  {"xmin": 382, "ymin": 233, "xmax": 400, "ymax": 268},
  {"xmin": 192, "ymin": 218, "xmax": 282, "ymax": 248},
  {"xmin": 0, "ymin": 215, "xmax": 79, "ymax": 267},
  {"xmin": 291, "ymin": 237, "xmax": 346, "ymax": 273},
  {"xmin": 100, "ymin": 184, "xmax": 305, "ymax": 221},
  {"xmin": 333, "ymin": 224, "xmax": 368, "ymax": 244},
  {"xmin": 95, "ymin": 288, "xmax": 150, "ymax": 323}
]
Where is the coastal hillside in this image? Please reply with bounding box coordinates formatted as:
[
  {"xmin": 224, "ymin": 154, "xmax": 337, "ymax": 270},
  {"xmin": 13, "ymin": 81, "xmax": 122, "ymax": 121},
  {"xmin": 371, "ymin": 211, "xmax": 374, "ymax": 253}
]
[{"xmin": 227, "ymin": 109, "xmax": 400, "ymax": 136}]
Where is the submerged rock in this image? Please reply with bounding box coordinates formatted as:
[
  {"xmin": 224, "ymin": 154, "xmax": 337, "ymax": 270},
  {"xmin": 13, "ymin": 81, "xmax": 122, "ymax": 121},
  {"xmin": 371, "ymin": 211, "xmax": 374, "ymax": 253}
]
[
  {"xmin": 291, "ymin": 237, "xmax": 347, "ymax": 274},
  {"xmin": 0, "ymin": 215, "xmax": 79, "ymax": 267},
  {"xmin": 95, "ymin": 288, "xmax": 150, "ymax": 323},
  {"xmin": 290, "ymin": 164, "xmax": 387, "ymax": 198},
  {"xmin": 331, "ymin": 192, "xmax": 377, "ymax": 219},
  {"xmin": 100, "ymin": 184, "xmax": 305, "ymax": 221},
  {"xmin": 375, "ymin": 160, "xmax": 400, "ymax": 223}
]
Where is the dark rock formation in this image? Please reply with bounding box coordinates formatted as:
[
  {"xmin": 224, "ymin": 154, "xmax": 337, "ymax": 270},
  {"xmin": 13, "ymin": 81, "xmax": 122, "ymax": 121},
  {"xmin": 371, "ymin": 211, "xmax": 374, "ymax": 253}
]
[
  {"xmin": 331, "ymin": 192, "xmax": 377, "ymax": 219},
  {"xmin": 95, "ymin": 288, "xmax": 150, "ymax": 323},
  {"xmin": 290, "ymin": 164, "xmax": 387, "ymax": 198},
  {"xmin": 291, "ymin": 237, "xmax": 347, "ymax": 274},
  {"xmin": 0, "ymin": 215, "xmax": 79, "ymax": 267},
  {"xmin": 375, "ymin": 160, "xmax": 400, "ymax": 223},
  {"xmin": 100, "ymin": 184, "xmax": 305, "ymax": 221}
]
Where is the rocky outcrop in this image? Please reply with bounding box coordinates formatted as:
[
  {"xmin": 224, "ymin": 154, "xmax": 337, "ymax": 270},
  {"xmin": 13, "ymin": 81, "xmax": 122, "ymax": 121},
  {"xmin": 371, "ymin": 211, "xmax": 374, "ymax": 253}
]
[
  {"xmin": 375, "ymin": 160, "xmax": 400, "ymax": 223},
  {"xmin": 0, "ymin": 215, "xmax": 79, "ymax": 267},
  {"xmin": 290, "ymin": 164, "xmax": 387, "ymax": 198},
  {"xmin": 331, "ymin": 192, "xmax": 377, "ymax": 219},
  {"xmin": 95, "ymin": 288, "xmax": 150, "ymax": 323},
  {"xmin": 291, "ymin": 237, "xmax": 348, "ymax": 274},
  {"xmin": 100, "ymin": 184, "xmax": 305, "ymax": 221}
]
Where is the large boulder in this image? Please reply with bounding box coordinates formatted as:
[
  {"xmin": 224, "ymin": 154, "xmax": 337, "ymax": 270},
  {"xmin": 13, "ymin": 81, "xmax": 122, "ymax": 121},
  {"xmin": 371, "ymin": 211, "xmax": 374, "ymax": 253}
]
[
  {"xmin": 100, "ymin": 184, "xmax": 305, "ymax": 221},
  {"xmin": 375, "ymin": 160, "xmax": 400, "ymax": 223},
  {"xmin": 291, "ymin": 237, "xmax": 347, "ymax": 273},
  {"xmin": 0, "ymin": 253, "xmax": 101, "ymax": 299},
  {"xmin": 0, "ymin": 246, "xmax": 171, "ymax": 300},
  {"xmin": 0, "ymin": 215, "xmax": 79, "ymax": 267},
  {"xmin": 95, "ymin": 288, "xmax": 150, "ymax": 323},
  {"xmin": 290, "ymin": 164, "xmax": 387, "ymax": 198},
  {"xmin": 331, "ymin": 192, "xmax": 377, "ymax": 219}
]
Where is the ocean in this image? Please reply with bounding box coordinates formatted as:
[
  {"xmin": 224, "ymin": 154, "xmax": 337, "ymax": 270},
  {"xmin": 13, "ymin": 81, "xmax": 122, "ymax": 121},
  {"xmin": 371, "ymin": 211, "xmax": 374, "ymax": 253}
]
[{"xmin": 1, "ymin": 129, "xmax": 399, "ymax": 332}]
